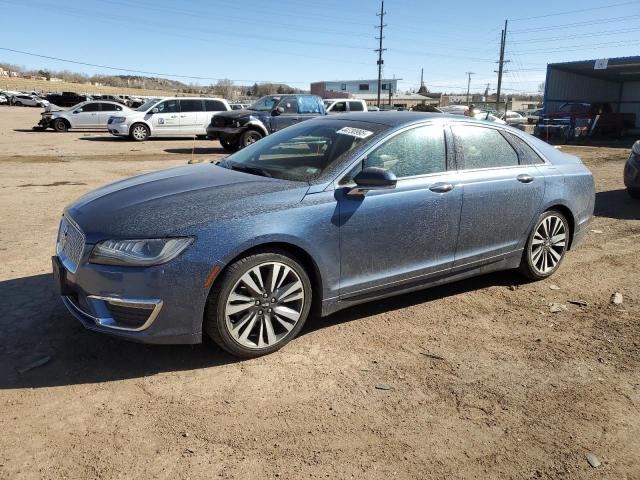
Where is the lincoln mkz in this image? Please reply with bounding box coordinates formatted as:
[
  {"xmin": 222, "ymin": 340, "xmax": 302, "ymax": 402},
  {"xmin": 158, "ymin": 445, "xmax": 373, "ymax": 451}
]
[{"xmin": 53, "ymin": 112, "xmax": 595, "ymax": 357}]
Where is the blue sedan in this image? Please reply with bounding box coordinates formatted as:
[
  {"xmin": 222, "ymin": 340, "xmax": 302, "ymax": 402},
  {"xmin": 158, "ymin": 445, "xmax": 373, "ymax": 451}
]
[{"xmin": 53, "ymin": 113, "xmax": 595, "ymax": 357}]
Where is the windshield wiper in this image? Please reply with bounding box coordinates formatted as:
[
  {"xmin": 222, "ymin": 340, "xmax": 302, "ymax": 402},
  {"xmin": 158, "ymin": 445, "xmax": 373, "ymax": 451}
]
[{"xmin": 229, "ymin": 163, "xmax": 272, "ymax": 178}]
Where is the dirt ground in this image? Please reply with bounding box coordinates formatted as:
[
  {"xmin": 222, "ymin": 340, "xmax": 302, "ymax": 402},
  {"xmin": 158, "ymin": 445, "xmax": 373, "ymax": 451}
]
[{"xmin": 1, "ymin": 106, "xmax": 638, "ymax": 479}]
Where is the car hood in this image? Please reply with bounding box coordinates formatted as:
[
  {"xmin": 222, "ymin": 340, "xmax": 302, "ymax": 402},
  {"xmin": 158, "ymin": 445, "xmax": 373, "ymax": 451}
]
[
  {"xmin": 65, "ymin": 163, "xmax": 309, "ymax": 242},
  {"xmin": 215, "ymin": 109, "xmax": 269, "ymax": 120}
]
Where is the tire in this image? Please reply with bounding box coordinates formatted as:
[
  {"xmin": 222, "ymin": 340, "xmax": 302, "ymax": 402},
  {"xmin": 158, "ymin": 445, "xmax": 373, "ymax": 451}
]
[
  {"xmin": 15, "ymin": 101, "xmax": 23, "ymax": 106},
  {"xmin": 519, "ymin": 210, "xmax": 569, "ymax": 280},
  {"xmin": 220, "ymin": 136, "xmax": 239, "ymax": 152},
  {"xmin": 129, "ymin": 123, "xmax": 150, "ymax": 141},
  {"xmin": 240, "ymin": 129, "xmax": 263, "ymax": 149},
  {"xmin": 627, "ymin": 188, "xmax": 640, "ymax": 199},
  {"xmin": 53, "ymin": 118, "xmax": 69, "ymax": 132},
  {"xmin": 204, "ymin": 250, "xmax": 313, "ymax": 358}
]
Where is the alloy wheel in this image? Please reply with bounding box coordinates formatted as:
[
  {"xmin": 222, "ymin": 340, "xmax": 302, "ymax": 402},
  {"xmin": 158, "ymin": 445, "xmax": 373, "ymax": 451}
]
[
  {"xmin": 224, "ymin": 261, "xmax": 305, "ymax": 349},
  {"xmin": 529, "ymin": 214, "xmax": 567, "ymax": 275},
  {"xmin": 132, "ymin": 125, "xmax": 147, "ymax": 140}
]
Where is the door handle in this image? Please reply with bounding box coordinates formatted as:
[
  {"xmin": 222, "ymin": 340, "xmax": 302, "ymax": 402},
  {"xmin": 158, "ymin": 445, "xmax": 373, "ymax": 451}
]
[
  {"xmin": 517, "ymin": 174, "xmax": 534, "ymax": 184},
  {"xmin": 180, "ymin": 115, "xmax": 187, "ymax": 118},
  {"xmin": 429, "ymin": 182, "xmax": 454, "ymax": 193},
  {"xmin": 170, "ymin": 115, "xmax": 177, "ymax": 118}
]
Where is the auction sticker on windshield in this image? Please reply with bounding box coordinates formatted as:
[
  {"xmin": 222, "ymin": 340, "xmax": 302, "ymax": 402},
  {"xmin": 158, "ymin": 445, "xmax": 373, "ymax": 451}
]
[{"xmin": 337, "ymin": 127, "xmax": 373, "ymax": 139}]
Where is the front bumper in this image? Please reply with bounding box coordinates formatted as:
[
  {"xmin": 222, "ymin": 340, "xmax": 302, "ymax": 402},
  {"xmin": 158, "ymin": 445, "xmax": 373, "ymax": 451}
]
[
  {"xmin": 107, "ymin": 122, "xmax": 130, "ymax": 136},
  {"xmin": 52, "ymin": 243, "xmax": 216, "ymax": 344},
  {"xmin": 206, "ymin": 125, "xmax": 245, "ymax": 139},
  {"xmin": 38, "ymin": 116, "xmax": 53, "ymax": 129}
]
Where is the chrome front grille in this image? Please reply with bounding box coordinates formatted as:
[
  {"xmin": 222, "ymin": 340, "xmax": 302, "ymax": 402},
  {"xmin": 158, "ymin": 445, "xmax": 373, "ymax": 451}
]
[{"xmin": 56, "ymin": 216, "xmax": 85, "ymax": 273}]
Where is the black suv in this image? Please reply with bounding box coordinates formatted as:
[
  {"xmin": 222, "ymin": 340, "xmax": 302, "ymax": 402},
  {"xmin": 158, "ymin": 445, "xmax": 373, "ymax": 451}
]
[
  {"xmin": 45, "ymin": 91, "xmax": 88, "ymax": 107},
  {"xmin": 206, "ymin": 94, "xmax": 325, "ymax": 151}
]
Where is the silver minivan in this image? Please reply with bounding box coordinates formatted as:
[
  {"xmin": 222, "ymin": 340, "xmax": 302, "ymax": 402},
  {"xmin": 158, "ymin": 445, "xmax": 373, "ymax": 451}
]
[{"xmin": 107, "ymin": 97, "xmax": 231, "ymax": 141}]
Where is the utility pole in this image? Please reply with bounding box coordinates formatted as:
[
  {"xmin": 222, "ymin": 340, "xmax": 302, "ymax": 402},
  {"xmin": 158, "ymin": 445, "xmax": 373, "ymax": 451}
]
[
  {"xmin": 375, "ymin": 1, "xmax": 386, "ymax": 108},
  {"xmin": 495, "ymin": 19, "xmax": 509, "ymax": 114},
  {"xmin": 465, "ymin": 71, "xmax": 475, "ymax": 105}
]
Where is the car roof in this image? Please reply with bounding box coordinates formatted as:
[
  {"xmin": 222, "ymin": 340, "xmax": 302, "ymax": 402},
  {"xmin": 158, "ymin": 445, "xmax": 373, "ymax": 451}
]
[{"xmin": 314, "ymin": 111, "xmax": 527, "ymax": 129}]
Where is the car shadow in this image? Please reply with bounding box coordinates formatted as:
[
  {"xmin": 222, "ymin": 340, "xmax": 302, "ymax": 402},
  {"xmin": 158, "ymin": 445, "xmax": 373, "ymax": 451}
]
[
  {"xmin": 594, "ymin": 188, "xmax": 640, "ymax": 220},
  {"xmin": 13, "ymin": 129, "xmax": 107, "ymax": 134},
  {"xmin": 164, "ymin": 147, "xmax": 226, "ymax": 155},
  {"xmin": 0, "ymin": 269, "xmax": 523, "ymax": 390}
]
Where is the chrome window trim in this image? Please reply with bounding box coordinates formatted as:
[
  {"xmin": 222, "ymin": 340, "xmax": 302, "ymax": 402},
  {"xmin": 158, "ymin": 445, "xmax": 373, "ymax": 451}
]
[{"xmin": 65, "ymin": 294, "xmax": 163, "ymax": 332}]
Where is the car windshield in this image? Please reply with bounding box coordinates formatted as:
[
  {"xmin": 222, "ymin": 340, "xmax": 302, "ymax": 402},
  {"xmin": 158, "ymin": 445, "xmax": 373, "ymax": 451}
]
[
  {"xmin": 219, "ymin": 120, "xmax": 389, "ymax": 182},
  {"xmin": 247, "ymin": 95, "xmax": 281, "ymax": 112},
  {"xmin": 137, "ymin": 98, "xmax": 161, "ymax": 112}
]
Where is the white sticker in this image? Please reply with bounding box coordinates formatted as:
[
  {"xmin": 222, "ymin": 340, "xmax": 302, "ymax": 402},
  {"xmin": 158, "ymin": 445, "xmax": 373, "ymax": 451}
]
[{"xmin": 337, "ymin": 127, "xmax": 374, "ymax": 139}]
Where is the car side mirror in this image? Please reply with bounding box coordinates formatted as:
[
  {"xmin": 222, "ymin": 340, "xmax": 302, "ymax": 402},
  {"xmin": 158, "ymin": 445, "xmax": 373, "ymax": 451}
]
[
  {"xmin": 272, "ymin": 106, "xmax": 284, "ymax": 116},
  {"xmin": 349, "ymin": 167, "xmax": 397, "ymax": 196},
  {"xmin": 151, "ymin": 107, "xmax": 159, "ymax": 114}
]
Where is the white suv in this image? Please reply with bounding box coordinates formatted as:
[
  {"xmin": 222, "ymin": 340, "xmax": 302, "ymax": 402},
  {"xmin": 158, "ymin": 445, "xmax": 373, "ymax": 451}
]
[
  {"xmin": 108, "ymin": 97, "xmax": 231, "ymax": 141},
  {"xmin": 323, "ymin": 98, "xmax": 368, "ymax": 114}
]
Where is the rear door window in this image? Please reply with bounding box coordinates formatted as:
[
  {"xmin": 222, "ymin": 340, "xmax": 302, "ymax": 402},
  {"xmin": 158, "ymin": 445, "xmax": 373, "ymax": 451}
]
[
  {"xmin": 501, "ymin": 131, "xmax": 545, "ymax": 165},
  {"xmin": 205, "ymin": 100, "xmax": 227, "ymax": 111},
  {"xmin": 80, "ymin": 103, "xmax": 100, "ymax": 112},
  {"xmin": 179, "ymin": 99, "xmax": 204, "ymax": 112},
  {"xmin": 298, "ymin": 95, "xmax": 323, "ymax": 114},
  {"xmin": 99, "ymin": 103, "xmax": 119, "ymax": 111},
  {"xmin": 451, "ymin": 125, "xmax": 519, "ymax": 169},
  {"xmin": 349, "ymin": 101, "xmax": 364, "ymax": 112}
]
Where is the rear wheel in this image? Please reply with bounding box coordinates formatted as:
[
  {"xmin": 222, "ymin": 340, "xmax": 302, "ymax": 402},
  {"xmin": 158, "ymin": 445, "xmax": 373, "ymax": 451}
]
[
  {"xmin": 204, "ymin": 250, "xmax": 312, "ymax": 358},
  {"xmin": 519, "ymin": 210, "xmax": 569, "ymax": 280},
  {"xmin": 53, "ymin": 118, "xmax": 69, "ymax": 132},
  {"xmin": 240, "ymin": 129, "xmax": 263, "ymax": 148},
  {"xmin": 220, "ymin": 136, "xmax": 239, "ymax": 152},
  {"xmin": 129, "ymin": 123, "xmax": 149, "ymax": 141}
]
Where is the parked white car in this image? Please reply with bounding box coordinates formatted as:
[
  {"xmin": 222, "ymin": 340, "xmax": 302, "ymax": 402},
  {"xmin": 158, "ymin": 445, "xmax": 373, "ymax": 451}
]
[
  {"xmin": 13, "ymin": 94, "xmax": 49, "ymax": 107},
  {"xmin": 107, "ymin": 97, "xmax": 231, "ymax": 141},
  {"xmin": 501, "ymin": 110, "xmax": 527, "ymax": 126},
  {"xmin": 39, "ymin": 101, "xmax": 131, "ymax": 131},
  {"xmin": 323, "ymin": 98, "xmax": 368, "ymax": 113},
  {"xmin": 0, "ymin": 94, "xmax": 7, "ymax": 105}
]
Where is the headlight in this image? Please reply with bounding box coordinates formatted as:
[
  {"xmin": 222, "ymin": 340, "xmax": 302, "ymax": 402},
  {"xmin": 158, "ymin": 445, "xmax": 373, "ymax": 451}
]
[
  {"xmin": 112, "ymin": 116, "xmax": 126, "ymax": 123},
  {"xmin": 89, "ymin": 237, "xmax": 193, "ymax": 266}
]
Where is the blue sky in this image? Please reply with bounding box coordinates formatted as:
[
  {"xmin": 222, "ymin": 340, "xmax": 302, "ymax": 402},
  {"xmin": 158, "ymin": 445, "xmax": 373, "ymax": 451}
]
[{"xmin": 1, "ymin": 0, "xmax": 639, "ymax": 94}]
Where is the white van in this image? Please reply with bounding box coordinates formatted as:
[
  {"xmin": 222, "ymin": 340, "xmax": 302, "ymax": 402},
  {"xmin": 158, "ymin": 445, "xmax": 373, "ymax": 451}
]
[
  {"xmin": 107, "ymin": 97, "xmax": 231, "ymax": 141},
  {"xmin": 322, "ymin": 98, "xmax": 368, "ymax": 114}
]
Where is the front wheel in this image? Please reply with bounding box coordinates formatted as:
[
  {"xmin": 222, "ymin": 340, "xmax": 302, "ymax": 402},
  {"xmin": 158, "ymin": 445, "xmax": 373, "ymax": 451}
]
[
  {"xmin": 240, "ymin": 129, "xmax": 263, "ymax": 148},
  {"xmin": 15, "ymin": 101, "xmax": 23, "ymax": 106},
  {"xmin": 204, "ymin": 251, "xmax": 312, "ymax": 358},
  {"xmin": 519, "ymin": 210, "xmax": 569, "ymax": 280},
  {"xmin": 53, "ymin": 118, "xmax": 68, "ymax": 132},
  {"xmin": 129, "ymin": 123, "xmax": 150, "ymax": 141}
]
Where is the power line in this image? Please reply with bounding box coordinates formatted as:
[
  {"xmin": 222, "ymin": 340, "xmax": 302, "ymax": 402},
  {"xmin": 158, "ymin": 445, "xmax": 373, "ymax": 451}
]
[
  {"xmin": 510, "ymin": 0, "xmax": 640, "ymax": 21},
  {"xmin": 510, "ymin": 14, "xmax": 640, "ymax": 33},
  {"xmin": 509, "ymin": 27, "xmax": 638, "ymax": 44},
  {"xmin": 0, "ymin": 47, "xmax": 310, "ymax": 85}
]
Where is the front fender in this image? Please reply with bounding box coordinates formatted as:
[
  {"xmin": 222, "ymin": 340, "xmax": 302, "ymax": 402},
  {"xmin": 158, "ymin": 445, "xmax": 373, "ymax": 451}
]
[{"xmin": 244, "ymin": 118, "xmax": 269, "ymax": 136}]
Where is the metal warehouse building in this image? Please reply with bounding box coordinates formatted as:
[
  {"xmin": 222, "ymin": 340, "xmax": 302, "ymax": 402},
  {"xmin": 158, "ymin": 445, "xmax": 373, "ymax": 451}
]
[{"xmin": 543, "ymin": 56, "xmax": 640, "ymax": 129}]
